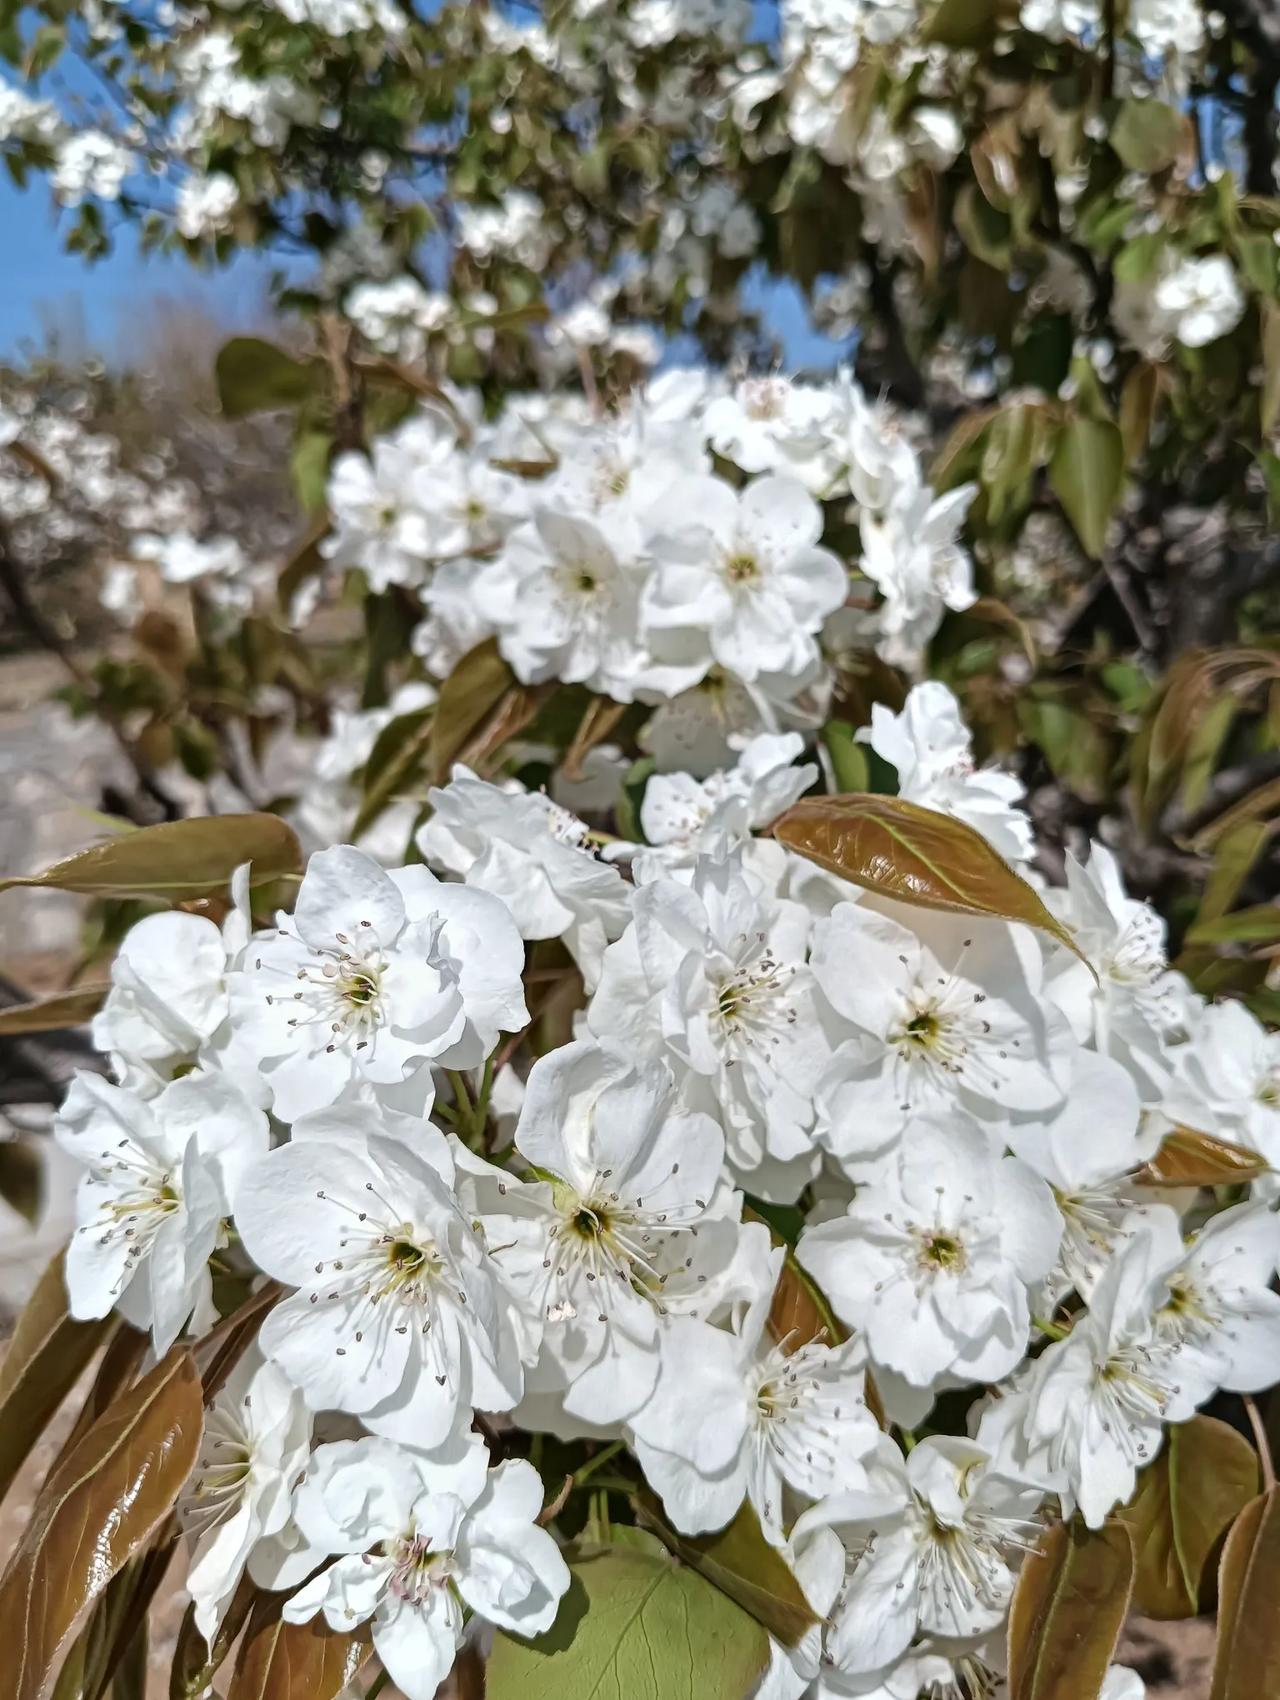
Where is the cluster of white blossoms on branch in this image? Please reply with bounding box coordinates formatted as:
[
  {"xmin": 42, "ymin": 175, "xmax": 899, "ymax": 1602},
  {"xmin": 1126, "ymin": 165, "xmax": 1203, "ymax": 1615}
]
[
  {"xmin": 280, "ymin": 368, "xmax": 979, "ymax": 837},
  {"xmin": 52, "ymin": 541, "xmax": 1280, "ymax": 1698}
]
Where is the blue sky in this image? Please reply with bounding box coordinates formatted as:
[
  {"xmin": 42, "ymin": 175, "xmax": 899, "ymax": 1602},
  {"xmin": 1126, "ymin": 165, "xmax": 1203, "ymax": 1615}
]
[
  {"xmin": 1, "ymin": 170, "xmax": 843, "ymax": 368},
  {"xmin": 0, "ymin": 173, "xmax": 289, "ymax": 355}
]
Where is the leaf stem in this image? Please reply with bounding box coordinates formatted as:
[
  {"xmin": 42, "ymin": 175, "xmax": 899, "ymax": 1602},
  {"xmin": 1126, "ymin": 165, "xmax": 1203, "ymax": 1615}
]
[
  {"xmin": 1242, "ymin": 1393, "xmax": 1276, "ymax": 1491},
  {"xmin": 574, "ymin": 1439, "xmax": 626, "ymax": 1487}
]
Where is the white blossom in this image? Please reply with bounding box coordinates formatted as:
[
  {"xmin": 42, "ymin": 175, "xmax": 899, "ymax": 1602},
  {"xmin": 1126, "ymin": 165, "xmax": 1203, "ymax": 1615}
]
[
  {"xmin": 798, "ymin": 1112, "xmax": 1062, "ymax": 1387},
  {"xmin": 226, "ymin": 846, "xmax": 527, "ymax": 1121},
  {"xmin": 56, "ymin": 1070, "xmax": 268, "ymax": 1352},
  {"xmin": 282, "ymin": 1438, "xmax": 568, "ymax": 1700},
  {"xmin": 235, "ymin": 1108, "xmax": 528, "ymax": 1446}
]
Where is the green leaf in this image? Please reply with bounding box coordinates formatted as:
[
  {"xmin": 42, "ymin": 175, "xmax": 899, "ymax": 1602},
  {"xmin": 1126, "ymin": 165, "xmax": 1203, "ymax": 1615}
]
[
  {"xmin": 278, "ymin": 517, "xmax": 331, "ymax": 614},
  {"xmin": 1007, "ymin": 1519, "xmax": 1135, "ymax": 1700},
  {"xmin": 351, "ymin": 708, "xmax": 434, "ymax": 841},
  {"xmin": 773, "ymin": 793, "xmax": 1089, "ymax": 966},
  {"xmin": 638, "ymin": 1501, "xmax": 820, "ymax": 1647},
  {"xmin": 0, "ymin": 985, "xmax": 107, "ymax": 1035},
  {"xmin": 1210, "ymin": 1488, "xmax": 1280, "ymax": 1700},
  {"xmin": 429, "ymin": 637, "xmax": 516, "ymax": 785},
  {"xmin": 1110, "ymin": 98, "xmax": 1184, "ymax": 173},
  {"xmin": 1119, "ymin": 1415, "xmax": 1259, "ymax": 1618},
  {"xmin": 1049, "ymin": 416, "xmax": 1124, "ymax": 558},
  {"xmin": 0, "ymin": 1249, "xmax": 114, "ymax": 1505},
  {"xmin": 1119, "ymin": 363, "xmax": 1161, "ymax": 463},
  {"xmin": 1192, "ymin": 823, "xmax": 1271, "ymax": 930},
  {"xmin": 215, "ymin": 338, "xmax": 323, "ymax": 419},
  {"xmin": 1236, "ymin": 233, "xmax": 1278, "ymax": 297},
  {"xmin": 290, "ymin": 425, "xmax": 333, "ymax": 516},
  {"xmin": 486, "ymin": 1545, "xmax": 770, "ymax": 1700},
  {"xmin": 0, "ymin": 1349, "xmax": 203, "ymax": 1700},
  {"xmin": 980, "ymin": 402, "xmax": 1058, "ymax": 527},
  {"xmin": 1186, "ymin": 899, "xmax": 1280, "ymax": 947},
  {"xmin": 1263, "ymin": 304, "xmax": 1280, "ymax": 434},
  {"xmin": 922, "ymin": 0, "xmax": 1006, "ymax": 46},
  {"xmin": 0, "ymin": 813, "xmax": 302, "ymax": 903}
]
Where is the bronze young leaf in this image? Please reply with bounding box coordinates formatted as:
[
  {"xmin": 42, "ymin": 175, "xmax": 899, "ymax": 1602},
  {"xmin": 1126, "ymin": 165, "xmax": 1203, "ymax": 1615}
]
[
  {"xmin": 0, "ymin": 1348, "xmax": 203, "ymax": 1700},
  {"xmin": 773, "ymin": 793, "xmax": 1088, "ymax": 965}
]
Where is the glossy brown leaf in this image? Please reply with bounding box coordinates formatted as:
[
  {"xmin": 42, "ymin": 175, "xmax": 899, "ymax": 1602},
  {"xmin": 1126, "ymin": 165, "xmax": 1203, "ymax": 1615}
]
[
  {"xmin": 1210, "ymin": 1487, "xmax": 1280, "ymax": 1700},
  {"xmin": 1007, "ymin": 1518, "xmax": 1135, "ymax": 1700},
  {"xmin": 0, "ymin": 814, "xmax": 302, "ymax": 903},
  {"xmin": 0, "ymin": 1248, "xmax": 114, "ymax": 1505},
  {"xmin": 1119, "ymin": 1415, "xmax": 1259, "ymax": 1617},
  {"xmin": 429, "ymin": 637, "xmax": 515, "ymax": 784},
  {"xmin": 0, "ymin": 986, "xmax": 108, "ymax": 1035},
  {"xmin": 1134, "ymin": 1126, "xmax": 1268, "ymax": 1188},
  {"xmin": 637, "ymin": 1498, "xmax": 819, "ymax": 1646},
  {"xmin": 0, "ymin": 1347, "xmax": 202, "ymax": 1700},
  {"xmin": 227, "ymin": 1600, "xmax": 371, "ymax": 1700},
  {"xmin": 170, "ymin": 1578, "xmax": 259, "ymax": 1700},
  {"xmin": 769, "ymin": 1250, "xmax": 842, "ymax": 1349},
  {"xmin": 773, "ymin": 793, "xmax": 1085, "ymax": 962}
]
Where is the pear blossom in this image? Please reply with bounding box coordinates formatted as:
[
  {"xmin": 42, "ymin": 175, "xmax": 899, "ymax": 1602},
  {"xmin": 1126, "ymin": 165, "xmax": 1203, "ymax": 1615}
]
[
  {"xmin": 52, "ymin": 131, "xmax": 133, "ymax": 203},
  {"xmin": 1154, "ymin": 255, "xmax": 1245, "ymax": 349},
  {"xmin": 617, "ymin": 731, "xmax": 816, "ymax": 875},
  {"xmin": 860, "ymin": 682, "xmax": 1033, "ymax": 862},
  {"xmin": 540, "ymin": 400, "xmax": 708, "ymax": 534},
  {"xmin": 835, "ymin": 380, "xmax": 920, "ymax": 515},
  {"xmin": 629, "ymin": 1251, "xmax": 879, "ymax": 1539},
  {"xmin": 1162, "ymin": 998, "xmax": 1280, "ymax": 1176},
  {"xmin": 1045, "ymin": 843, "xmax": 1188, "ymax": 1097},
  {"xmin": 282, "ymin": 1437, "xmax": 568, "ymax": 1700},
  {"xmin": 588, "ymin": 852, "xmax": 838, "ymax": 1194},
  {"xmin": 644, "ymin": 474, "xmax": 848, "ymax": 682},
  {"xmin": 322, "ymin": 425, "xmax": 441, "ymax": 589},
  {"xmin": 702, "ymin": 376, "xmax": 840, "ymax": 491},
  {"xmin": 179, "ymin": 1349, "xmax": 312, "ymax": 1642},
  {"xmin": 474, "ymin": 508, "xmax": 651, "ymax": 698},
  {"xmin": 798, "ymin": 1113, "xmax": 1062, "ymax": 1386},
  {"xmin": 752, "ymin": 1523, "xmax": 847, "ymax": 1700},
  {"xmin": 226, "ymin": 845, "xmax": 527, "ymax": 1120},
  {"xmin": 810, "ymin": 1434, "xmax": 1047, "ymax": 1678},
  {"xmin": 858, "ymin": 471, "xmax": 977, "ymax": 664},
  {"xmin": 92, "ymin": 909, "xmax": 234, "ymax": 1091},
  {"xmin": 55, "ymin": 1070, "xmax": 268, "ymax": 1352},
  {"xmin": 1015, "ymin": 1223, "xmax": 1197, "ymax": 1526},
  {"xmin": 475, "ymin": 1039, "xmax": 735, "ymax": 1424},
  {"xmin": 418, "ymin": 766, "xmax": 631, "ymax": 987},
  {"xmin": 235, "ymin": 1112, "xmax": 527, "ymax": 1446},
  {"xmin": 1005, "ymin": 1049, "xmax": 1158, "ymax": 1302},
  {"xmin": 1148, "ymin": 1201, "xmax": 1280, "ymax": 1398},
  {"xmin": 810, "ymin": 903, "xmax": 1064, "ymax": 1167}
]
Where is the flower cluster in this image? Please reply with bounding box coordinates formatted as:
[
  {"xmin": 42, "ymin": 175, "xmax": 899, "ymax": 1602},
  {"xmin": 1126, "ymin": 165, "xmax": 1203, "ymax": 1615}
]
[
  {"xmin": 51, "ymin": 584, "xmax": 1280, "ymax": 1695},
  {"xmin": 318, "ymin": 369, "xmax": 973, "ymax": 717}
]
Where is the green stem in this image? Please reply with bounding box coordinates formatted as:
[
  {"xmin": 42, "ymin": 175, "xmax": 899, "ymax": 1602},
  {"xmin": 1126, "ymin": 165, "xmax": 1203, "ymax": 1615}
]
[
  {"xmin": 365, "ymin": 1669, "xmax": 390, "ymax": 1700},
  {"xmin": 1033, "ymin": 1315, "xmax": 1069, "ymax": 1342},
  {"xmin": 447, "ymin": 1069, "xmax": 475, "ymax": 1126},
  {"xmin": 898, "ymin": 1427, "xmax": 917, "ymax": 1453},
  {"xmin": 473, "ymin": 1054, "xmax": 495, "ymax": 1128},
  {"xmin": 574, "ymin": 1439, "xmax": 625, "ymax": 1488}
]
